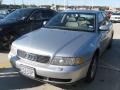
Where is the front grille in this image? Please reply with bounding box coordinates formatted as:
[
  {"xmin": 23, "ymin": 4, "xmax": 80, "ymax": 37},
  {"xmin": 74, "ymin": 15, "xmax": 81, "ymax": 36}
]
[
  {"xmin": 36, "ymin": 74, "xmax": 72, "ymax": 82},
  {"xmin": 17, "ymin": 50, "xmax": 50, "ymax": 63},
  {"xmin": 115, "ymin": 17, "xmax": 120, "ymax": 19}
]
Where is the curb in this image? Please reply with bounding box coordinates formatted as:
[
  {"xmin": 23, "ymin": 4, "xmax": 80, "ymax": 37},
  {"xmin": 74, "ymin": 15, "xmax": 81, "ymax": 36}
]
[{"xmin": 0, "ymin": 62, "xmax": 11, "ymax": 69}]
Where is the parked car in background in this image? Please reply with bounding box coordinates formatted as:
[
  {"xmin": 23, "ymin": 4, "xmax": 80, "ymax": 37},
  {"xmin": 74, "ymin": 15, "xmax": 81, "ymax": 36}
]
[
  {"xmin": 9, "ymin": 10, "xmax": 114, "ymax": 84},
  {"xmin": 105, "ymin": 11, "xmax": 112, "ymax": 19},
  {"xmin": 110, "ymin": 13, "xmax": 120, "ymax": 22},
  {"xmin": 0, "ymin": 9, "xmax": 15, "ymax": 19},
  {"xmin": 0, "ymin": 8, "xmax": 57, "ymax": 50},
  {"xmin": 0, "ymin": 10, "xmax": 9, "ymax": 19}
]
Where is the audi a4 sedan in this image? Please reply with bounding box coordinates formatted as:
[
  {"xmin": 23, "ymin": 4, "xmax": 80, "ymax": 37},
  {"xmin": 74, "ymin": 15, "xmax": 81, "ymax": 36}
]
[
  {"xmin": 8, "ymin": 10, "xmax": 114, "ymax": 84},
  {"xmin": 0, "ymin": 8, "xmax": 56, "ymax": 50}
]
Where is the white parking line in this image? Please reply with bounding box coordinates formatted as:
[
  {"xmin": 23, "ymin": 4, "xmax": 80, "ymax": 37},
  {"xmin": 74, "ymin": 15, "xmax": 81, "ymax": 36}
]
[
  {"xmin": 0, "ymin": 73, "xmax": 18, "ymax": 78},
  {"xmin": 0, "ymin": 72, "xmax": 18, "ymax": 76},
  {"xmin": 99, "ymin": 63, "xmax": 120, "ymax": 72}
]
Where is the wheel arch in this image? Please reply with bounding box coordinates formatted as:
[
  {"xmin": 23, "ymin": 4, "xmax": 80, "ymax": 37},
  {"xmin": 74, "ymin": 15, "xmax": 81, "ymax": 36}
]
[{"xmin": 94, "ymin": 48, "xmax": 100, "ymax": 57}]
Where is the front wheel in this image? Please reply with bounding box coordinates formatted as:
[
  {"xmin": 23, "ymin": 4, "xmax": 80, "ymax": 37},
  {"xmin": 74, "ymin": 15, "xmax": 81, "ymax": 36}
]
[
  {"xmin": 0, "ymin": 34, "xmax": 16, "ymax": 51},
  {"xmin": 107, "ymin": 33, "xmax": 113, "ymax": 49},
  {"xmin": 85, "ymin": 54, "xmax": 98, "ymax": 83}
]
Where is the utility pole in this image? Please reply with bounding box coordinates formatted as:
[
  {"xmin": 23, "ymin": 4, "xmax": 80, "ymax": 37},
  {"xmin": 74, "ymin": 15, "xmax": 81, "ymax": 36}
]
[
  {"xmin": 64, "ymin": 0, "xmax": 68, "ymax": 10},
  {"xmin": 64, "ymin": 0, "xmax": 66, "ymax": 10},
  {"xmin": 91, "ymin": 0, "xmax": 94, "ymax": 10},
  {"xmin": 22, "ymin": 0, "xmax": 24, "ymax": 8},
  {"xmin": 0, "ymin": 0, "xmax": 2, "ymax": 5},
  {"xmin": 29, "ymin": 0, "xmax": 31, "ymax": 7},
  {"xmin": 14, "ymin": 0, "xmax": 16, "ymax": 5}
]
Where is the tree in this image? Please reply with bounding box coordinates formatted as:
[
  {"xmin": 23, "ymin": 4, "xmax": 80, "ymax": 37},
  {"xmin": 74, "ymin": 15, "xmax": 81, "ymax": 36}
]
[{"xmin": 99, "ymin": 7, "xmax": 105, "ymax": 11}]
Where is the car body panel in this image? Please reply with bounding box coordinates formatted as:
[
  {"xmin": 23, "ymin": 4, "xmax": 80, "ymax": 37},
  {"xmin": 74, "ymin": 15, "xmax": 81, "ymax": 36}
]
[
  {"xmin": 9, "ymin": 10, "xmax": 114, "ymax": 84},
  {"xmin": 13, "ymin": 28, "xmax": 98, "ymax": 58}
]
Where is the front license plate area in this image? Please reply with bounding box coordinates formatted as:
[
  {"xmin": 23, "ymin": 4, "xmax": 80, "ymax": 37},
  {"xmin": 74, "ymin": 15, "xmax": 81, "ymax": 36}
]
[{"xmin": 20, "ymin": 65, "xmax": 35, "ymax": 78}]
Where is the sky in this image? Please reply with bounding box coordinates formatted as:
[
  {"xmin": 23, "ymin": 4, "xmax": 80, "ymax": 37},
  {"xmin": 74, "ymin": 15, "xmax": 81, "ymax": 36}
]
[{"xmin": 2, "ymin": 0, "xmax": 120, "ymax": 8}]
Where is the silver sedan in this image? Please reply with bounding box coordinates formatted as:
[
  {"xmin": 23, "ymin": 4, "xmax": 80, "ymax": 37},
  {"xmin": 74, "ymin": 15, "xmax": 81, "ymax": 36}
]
[{"xmin": 8, "ymin": 10, "xmax": 114, "ymax": 84}]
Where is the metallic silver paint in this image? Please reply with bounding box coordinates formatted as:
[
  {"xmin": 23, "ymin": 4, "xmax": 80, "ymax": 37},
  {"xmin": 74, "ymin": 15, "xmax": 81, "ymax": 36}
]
[{"xmin": 8, "ymin": 10, "xmax": 114, "ymax": 84}]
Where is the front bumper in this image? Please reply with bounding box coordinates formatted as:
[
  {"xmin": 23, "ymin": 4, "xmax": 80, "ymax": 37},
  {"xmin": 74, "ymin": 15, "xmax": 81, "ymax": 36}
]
[{"xmin": 8, "ymin": 53, "xmax": 90, "ymax": 84}]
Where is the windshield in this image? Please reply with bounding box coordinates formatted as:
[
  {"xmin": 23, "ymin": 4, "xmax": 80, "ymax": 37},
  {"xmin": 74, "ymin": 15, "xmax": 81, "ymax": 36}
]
[
  {"xmin": 45, "ymin": 12, "xmax": 96, "ymax": 32},
  {"xmin": 113, "ymin": 13, "xmax": 120, "ymax": 15},
  {"xmin": 4, "ymin": 9, "xmax": 33, "ymax": 20}
]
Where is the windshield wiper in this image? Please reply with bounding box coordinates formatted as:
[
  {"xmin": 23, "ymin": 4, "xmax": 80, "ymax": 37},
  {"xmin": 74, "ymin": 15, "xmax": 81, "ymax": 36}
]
[
  {"xmin": 44, "ymin": 26, "xmax": 63, "ymax": 29},
  {"xmin": 44, "ymin": 26, "xmax": 94, "ymax": 32},
  {"xmin": 44, "ymin": 26, "xmax": 56, "ymax": 29}
]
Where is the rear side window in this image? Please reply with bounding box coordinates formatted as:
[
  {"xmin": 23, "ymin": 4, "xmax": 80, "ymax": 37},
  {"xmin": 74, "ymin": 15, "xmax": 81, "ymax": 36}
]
[
  {"xmin": 30, "ymin": 11, "xmax": 42, "ymax": 20},
  {"xmin": 98, "ymin": 13, "xmax": 104, "ymax": 23},
  {"xmin": 98, "ymin": 12, "xmax": 109, "ymax": 26},
  {"xmin": 102, "ymin": 12, "xmax": 107, "ymax": 18},
  {"xmin": 41, "ymin": 10, "xmax": 56, "ymax": 19}
]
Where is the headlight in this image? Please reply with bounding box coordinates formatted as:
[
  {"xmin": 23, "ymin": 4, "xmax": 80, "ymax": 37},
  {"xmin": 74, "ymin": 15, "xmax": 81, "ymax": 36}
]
[
  {"xmin": 10, "ymin": 45, "xmax": 17, "ymax": 55},
  {"xmin": 50, "ymin": 57, "xmax": 84, "ymax": 66}
]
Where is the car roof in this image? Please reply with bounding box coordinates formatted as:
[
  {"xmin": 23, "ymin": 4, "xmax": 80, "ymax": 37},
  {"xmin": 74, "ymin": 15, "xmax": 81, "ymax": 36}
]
[
  {"xmin": 62, "ymin": 10, "xmax": 102, "ymax": 14},
  {"xmin": 16, "ymin": 8, "xmax": 53, "ymax": 11}
]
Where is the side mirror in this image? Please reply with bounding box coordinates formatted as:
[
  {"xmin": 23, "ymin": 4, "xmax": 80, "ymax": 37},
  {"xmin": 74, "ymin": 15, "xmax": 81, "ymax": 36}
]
[
  {"xmin": 43, "ymin": 21, "xmax": 47, "ymax": 26},
  {"xmin": 99, "ymin": 25, "xmax": 109, "ymax": 31},
  {"xmin": 29, "ymin": 17, "xmax": 35, "ymax": 21},
  {"xmin": 21, "ymin": 17, "xmax": 25, "ymax": 20}
]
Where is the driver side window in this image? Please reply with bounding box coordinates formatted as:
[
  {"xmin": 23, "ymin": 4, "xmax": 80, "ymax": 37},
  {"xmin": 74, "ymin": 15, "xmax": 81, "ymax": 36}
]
[{"xmin": 98, "ymin": 13, "xmax": 109, "ymax": 26}]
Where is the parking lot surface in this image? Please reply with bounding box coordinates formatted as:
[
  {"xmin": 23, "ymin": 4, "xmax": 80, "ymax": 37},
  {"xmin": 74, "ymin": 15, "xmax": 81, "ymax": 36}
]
[{"xmin": 0, "ymin": 23, "xmax": 120, "ymax": 90}]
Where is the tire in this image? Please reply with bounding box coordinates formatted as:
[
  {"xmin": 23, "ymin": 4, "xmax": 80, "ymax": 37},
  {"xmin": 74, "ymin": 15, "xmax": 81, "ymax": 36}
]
[
  {"xmin": 107, "ymin": 39, "xmax": 112, "ymax": 49},
  {"xmin": 107, "ymin": 33, "xmax": 113, "ymax": 49},
  {"xmin": 85, "ymin": 54, "xmax": 98, "ymax": 83},
  {"xmin": 0, "ymin": 34, "xmax": 16, "ymax": 51}
]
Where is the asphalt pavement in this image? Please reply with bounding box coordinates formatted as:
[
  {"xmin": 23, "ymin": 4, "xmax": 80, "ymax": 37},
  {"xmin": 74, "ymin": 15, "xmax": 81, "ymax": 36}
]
[{"xmin": 0, "ymin": 23, "xmax": 120, "ymax": 90}]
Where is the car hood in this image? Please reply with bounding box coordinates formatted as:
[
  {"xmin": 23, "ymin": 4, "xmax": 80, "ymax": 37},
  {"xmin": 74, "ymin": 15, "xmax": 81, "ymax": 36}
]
[
  {"xmin": 13, "ymin": 28, "xmax": 97, "ymax": 57},
  {"xmin": 0, "ymin": 19, "xmax": 24, "ymax": 27}
]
